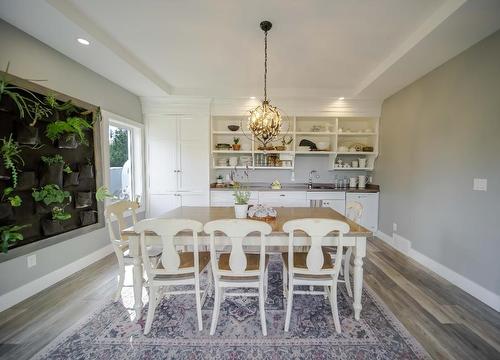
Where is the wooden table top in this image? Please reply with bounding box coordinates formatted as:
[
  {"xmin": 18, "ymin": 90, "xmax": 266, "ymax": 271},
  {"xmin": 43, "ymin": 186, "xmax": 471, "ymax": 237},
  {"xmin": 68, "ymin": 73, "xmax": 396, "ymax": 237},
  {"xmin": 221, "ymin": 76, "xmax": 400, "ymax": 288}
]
[{"xmin": 122, "ymin": 206, "xmax": 372, "ymax": 237}]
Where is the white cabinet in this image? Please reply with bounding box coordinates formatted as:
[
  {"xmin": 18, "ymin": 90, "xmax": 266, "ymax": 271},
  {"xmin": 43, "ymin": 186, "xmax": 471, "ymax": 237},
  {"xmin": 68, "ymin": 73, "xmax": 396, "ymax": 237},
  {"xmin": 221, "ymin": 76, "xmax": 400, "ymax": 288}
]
[
  {"xmin": 258, "ymin": 191, "xmax": 308, "ymax": 207},
  {"xmin": 346, "ymin": 192, "xmax": 379, "ymax": 231},
  {"xmin": 146, "ymin": 113, "xmax": 209, "ymax": 216},
  {"xmin": 210, "ymin": 191, "xmax": 259, "ymax": 207},
  {"xmin": 307, "ymin": 192, "xmax": 346, "ymax": 215}
]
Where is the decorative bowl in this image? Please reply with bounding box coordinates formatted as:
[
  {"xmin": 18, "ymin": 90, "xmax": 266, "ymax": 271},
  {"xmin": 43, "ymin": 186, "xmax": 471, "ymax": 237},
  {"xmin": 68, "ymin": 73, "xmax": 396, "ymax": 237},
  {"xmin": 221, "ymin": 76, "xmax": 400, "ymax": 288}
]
[
  {"xmin": 228, "ymin": 125, "xmax": 240, "ymax": 131},
  {"xmin": 316, "ymin": 142, "xmax": 329, "ymax": 150}
]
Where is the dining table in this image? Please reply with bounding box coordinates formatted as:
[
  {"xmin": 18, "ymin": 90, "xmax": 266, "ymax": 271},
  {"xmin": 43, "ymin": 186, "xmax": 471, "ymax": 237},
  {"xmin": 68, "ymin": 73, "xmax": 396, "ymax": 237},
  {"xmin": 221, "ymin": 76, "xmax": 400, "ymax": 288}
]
[{"xmin": 121, "ymin": 206, "xmax": 372, "ymax": 321}]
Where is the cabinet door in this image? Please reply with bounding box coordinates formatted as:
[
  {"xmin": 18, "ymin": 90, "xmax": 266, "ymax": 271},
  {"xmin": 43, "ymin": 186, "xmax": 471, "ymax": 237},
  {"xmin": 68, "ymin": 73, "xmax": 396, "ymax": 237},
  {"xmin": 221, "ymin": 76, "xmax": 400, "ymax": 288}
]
[
  {"xmin": 179, "ymin": 192, "xmax": 209, "ymax": 207},
  {"xmin": 147, "ymin": 115, "xmax": 179, "ymax": 194},
  {"xmin": 148, "ymin": 194, "xmax": 181, "ymax": 217},
  {"xmin": 323, "ymin": 199, "xmax": 346, "ymax": 215},
  {"xmin": 258, "ymin": 191, "xmax": 308, "ymax": 207},
  {"xmin": 346, "ymin": 193, "xmax": 379, "ymax": 231}
]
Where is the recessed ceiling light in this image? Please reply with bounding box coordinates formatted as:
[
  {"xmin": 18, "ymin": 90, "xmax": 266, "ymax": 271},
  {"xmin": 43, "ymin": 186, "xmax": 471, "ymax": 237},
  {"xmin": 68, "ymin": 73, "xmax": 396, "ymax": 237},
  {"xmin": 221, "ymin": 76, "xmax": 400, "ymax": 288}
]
[
  {"xmin": 77, "ymin": 38, "xmax": 90, "ymax": 46},
  {"xmin": 338, "ymin": 97, "xmax": 345, "ymax": 100},
  {"xmin": 250, "ymin": 96, "xmax": 256, "ymax": 99}
]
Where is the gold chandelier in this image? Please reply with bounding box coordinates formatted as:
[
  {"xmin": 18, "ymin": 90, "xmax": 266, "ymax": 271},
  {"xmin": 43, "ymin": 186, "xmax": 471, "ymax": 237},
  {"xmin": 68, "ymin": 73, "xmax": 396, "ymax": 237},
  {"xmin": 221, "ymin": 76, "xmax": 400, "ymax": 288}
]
[{"xmin": 248, "ymin": 21, "xmax": 282, "ymax": 147}]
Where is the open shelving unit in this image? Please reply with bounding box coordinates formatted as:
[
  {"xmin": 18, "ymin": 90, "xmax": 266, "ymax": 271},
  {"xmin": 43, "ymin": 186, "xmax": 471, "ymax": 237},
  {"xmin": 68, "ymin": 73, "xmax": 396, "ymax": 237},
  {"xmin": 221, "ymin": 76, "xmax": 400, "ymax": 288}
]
[{"xmin": 210, "ymin": 115, "xmax": 379, "ymax": 171}]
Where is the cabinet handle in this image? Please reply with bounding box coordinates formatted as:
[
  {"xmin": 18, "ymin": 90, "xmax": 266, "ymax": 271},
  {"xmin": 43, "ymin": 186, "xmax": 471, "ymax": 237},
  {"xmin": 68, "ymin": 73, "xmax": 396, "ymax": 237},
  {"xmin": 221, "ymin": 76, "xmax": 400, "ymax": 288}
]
[{"xmin": 280, "ymin": 194, "xmax": 285, "ymax": 197}]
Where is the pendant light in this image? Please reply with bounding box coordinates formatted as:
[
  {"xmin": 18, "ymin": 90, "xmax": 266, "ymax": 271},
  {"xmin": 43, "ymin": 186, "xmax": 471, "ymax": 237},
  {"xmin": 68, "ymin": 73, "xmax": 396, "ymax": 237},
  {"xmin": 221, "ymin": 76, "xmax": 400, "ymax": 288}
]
[{"xmin": 247, "ymin": 21, "xmax": 283, "ymax": 148}]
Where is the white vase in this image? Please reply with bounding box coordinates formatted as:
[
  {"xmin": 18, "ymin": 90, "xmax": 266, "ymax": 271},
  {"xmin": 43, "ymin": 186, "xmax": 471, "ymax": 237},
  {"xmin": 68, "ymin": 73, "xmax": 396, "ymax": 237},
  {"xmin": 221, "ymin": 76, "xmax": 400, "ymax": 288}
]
[{"xmin": 234, "ymin": 204, "xmax": 249, "ymax": 219}]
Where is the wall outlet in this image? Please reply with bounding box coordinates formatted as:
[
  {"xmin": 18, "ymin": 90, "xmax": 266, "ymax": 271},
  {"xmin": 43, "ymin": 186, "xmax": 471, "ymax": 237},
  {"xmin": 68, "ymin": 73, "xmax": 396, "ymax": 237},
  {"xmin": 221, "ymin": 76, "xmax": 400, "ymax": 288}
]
[
  {"xmin": 27, "ymin": 254, "xmax": 36, "ymax": 268},
  {"xmin": 393, "ymin": 222, "xmax": 398, "ymax": 232},
  {"xmin": 473, "ymin": 178, "xmax": 487, "ymax": 191}
]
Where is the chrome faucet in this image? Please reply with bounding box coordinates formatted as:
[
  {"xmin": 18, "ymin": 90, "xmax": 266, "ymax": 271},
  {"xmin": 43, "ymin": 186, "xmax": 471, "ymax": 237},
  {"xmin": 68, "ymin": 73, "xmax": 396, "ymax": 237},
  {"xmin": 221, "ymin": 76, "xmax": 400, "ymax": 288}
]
[{"xmin": 308, "ymin": 170, "xmax": 319, "ymax": 189}]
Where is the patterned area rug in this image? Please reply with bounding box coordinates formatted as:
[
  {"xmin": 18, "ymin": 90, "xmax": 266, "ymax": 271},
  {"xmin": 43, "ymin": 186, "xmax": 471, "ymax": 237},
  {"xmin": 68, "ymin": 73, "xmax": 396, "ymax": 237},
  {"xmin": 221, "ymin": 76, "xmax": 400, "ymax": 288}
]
[{"xmin": 33, "ymin": 259, "xmax": 430, "ymax": 359}]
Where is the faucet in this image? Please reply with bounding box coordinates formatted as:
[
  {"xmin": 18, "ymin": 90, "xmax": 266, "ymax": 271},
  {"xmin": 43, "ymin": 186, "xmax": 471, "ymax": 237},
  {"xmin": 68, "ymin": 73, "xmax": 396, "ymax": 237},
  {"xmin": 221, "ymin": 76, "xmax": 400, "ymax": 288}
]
[{"xmin": 308, "ymin": 170, "xmax": 319, "ymax": 189}]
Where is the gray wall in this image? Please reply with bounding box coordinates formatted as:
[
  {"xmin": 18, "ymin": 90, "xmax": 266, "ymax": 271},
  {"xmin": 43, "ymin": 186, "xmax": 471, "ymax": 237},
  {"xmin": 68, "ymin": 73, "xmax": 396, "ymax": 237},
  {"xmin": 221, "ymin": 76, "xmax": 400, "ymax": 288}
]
[
  {"xmin": 374, "ymin": 30, "xmax": 500, "ymax": 294},
  {"xmin": 0, "ymin": 20, "xmax": 143, "ymax": 297}
]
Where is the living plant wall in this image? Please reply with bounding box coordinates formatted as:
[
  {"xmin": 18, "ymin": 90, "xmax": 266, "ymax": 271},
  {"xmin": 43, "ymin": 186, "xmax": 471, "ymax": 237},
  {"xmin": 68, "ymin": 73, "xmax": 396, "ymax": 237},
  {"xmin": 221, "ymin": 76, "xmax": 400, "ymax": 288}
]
[{"xmin": 0, "ymin": 69, "xmax": 105, "ymax": 254}]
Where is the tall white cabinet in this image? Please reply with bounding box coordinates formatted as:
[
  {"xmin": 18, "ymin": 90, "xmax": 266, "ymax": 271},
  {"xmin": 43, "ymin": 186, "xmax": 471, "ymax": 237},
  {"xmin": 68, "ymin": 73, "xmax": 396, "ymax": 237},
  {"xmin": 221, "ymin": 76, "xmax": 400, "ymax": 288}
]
[{"xmin": 143, "ymin": 99, "xmax": 210, "ymax": 217}]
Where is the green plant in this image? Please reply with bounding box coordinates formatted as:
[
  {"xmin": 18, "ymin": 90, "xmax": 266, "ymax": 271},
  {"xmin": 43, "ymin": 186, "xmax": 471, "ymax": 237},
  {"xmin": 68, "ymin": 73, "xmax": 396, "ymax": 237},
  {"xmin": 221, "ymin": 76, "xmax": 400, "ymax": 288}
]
[
  {"xmin": 0, "ymin": 135, "xmax": 24, "ymax": 188},
  {"xmin": 233, "ymin": 137, "xmax": 240, "ymax": 145},
  {"xmin": 32, "ymin": 184, "xmax": 71, "ymax": 206},
  {"xmin": 95, "ymin": 186, "xmax": 115, "ymax": 202},
  {"xmin": 44, "ymin": 93, "xmax": 77, "ymax": 113},
  {"xmin": 27, "ymin": 101, "xmax": 52, "ymax": 127},
  {"xmin": 45, "ymin": 116, "xmax": 92, "ymax": 145},
  {"xmin": 41, "ymin": 154, "xmax": 64, "ymax": 166},
  {"xmin": 0, "ymin": 224, "xmax": 30, "ymax": 253},
  {"xmin": 63, "ymin": 164, "xmax": 72, "ymax": 174},
  {"xmin": 109, "ymin": 127, "xmax": 129, "ymax": 167},
  {"xmin": 2, "ymin": 187, "xmax": 22, "ymax": 207},
  {"xmin": 0, "ymin": 63, "xmax": 39, "ymax": 118},
  {"xmin": 51, "ymin": 206, "xmax": 71, "ymax": 221},
  {"xmin": 233, "ymin": 185, "xmax": 250, "ymax": 205}
]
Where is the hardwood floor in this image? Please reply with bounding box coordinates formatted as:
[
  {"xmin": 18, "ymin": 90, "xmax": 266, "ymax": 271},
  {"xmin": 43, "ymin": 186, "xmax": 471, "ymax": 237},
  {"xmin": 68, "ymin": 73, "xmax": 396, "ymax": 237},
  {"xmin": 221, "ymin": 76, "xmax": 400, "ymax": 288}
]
[{"xmin": 0, "ymin": 237, "xmax": 499, "ymax": 360}]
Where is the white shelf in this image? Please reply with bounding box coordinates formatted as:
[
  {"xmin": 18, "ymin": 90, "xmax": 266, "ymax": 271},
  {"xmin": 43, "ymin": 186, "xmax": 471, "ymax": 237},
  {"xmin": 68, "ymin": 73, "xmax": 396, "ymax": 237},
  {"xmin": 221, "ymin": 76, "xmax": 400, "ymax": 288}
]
[
  {"xmin": 213, "ymin": 166, "xmax": 252, "ymax": 169},
  {"xmin": 253, "ymin": 166, "xmax": 294, "ymax": 170},
  {"xmin": 331, "ymin": 167, "xmax": 374, "ymax": 171},
  {"xmin": 295, "ymin": 151, "xmax": 334, "ymax": 155},
  {"xmin": 213, "ymin": 131, "xmax": 246, "ymax": 135},
  {"xmin": 295, "ymin": 132, "xmax": 335, "ymax": 135},
  {"xmin": 212, "ymin": 150, "xmax": 253, "ymax": 154},
  {"xmin": 338, "ymin": 132, "xmax": 377, "ymax": 136},
  {"xmin": 254, "ymin": 150, "xmax": 294, "ymax": 154},
  {"xmin": 337, "ymin": 152, "xmax": 377, "ymax": 155}
]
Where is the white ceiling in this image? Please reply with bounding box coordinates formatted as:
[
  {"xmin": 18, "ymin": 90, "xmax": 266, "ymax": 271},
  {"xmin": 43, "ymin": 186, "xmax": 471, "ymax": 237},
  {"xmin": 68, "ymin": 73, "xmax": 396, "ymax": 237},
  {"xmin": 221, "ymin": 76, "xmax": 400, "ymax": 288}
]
[{"xmin": 1, "ymin": 0, "xmax": 500, "ymax": 100}]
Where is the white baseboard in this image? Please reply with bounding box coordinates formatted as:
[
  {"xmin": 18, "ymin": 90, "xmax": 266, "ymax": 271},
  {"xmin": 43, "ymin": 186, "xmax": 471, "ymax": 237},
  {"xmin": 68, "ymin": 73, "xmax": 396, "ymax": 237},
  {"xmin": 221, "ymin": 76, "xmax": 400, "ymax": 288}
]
[
  {"xmin": 0, "ymin": 244, "xmax": 114, "ymax": 313},
  {"xmin": 376, "ymin": 230, "xmax": 500, "ymax": 312}
]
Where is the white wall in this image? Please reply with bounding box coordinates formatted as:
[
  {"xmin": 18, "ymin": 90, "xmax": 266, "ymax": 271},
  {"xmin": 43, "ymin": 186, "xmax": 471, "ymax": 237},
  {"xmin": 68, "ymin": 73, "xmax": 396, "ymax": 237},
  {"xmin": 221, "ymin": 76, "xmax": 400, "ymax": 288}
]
[
  {"xmin": 374, "ymin": 29, "xmax": 500, "ymax": 309},
  {"xmin": 0, "ymin": 20, "xmax": 143, "ymax": 304}
]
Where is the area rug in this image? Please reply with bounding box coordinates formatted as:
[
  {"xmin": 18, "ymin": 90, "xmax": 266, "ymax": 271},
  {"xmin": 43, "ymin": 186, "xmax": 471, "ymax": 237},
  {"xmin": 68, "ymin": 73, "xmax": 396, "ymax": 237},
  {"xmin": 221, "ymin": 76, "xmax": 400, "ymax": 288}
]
[{"xmin": 33, "ymin": 259, "xmax": 430, "ymax": 359}]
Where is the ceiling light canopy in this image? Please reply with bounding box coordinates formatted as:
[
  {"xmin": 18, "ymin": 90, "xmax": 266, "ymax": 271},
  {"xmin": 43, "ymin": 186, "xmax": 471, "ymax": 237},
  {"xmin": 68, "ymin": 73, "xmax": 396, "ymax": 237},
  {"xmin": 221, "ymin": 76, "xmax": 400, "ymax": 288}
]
[
  {"xmin": 247, "ymin": 21, "xmax": 284, "ymax": 148},
  {"xmin": 77, "ymin": 38, "xmax": 90, "ymax": 45}
]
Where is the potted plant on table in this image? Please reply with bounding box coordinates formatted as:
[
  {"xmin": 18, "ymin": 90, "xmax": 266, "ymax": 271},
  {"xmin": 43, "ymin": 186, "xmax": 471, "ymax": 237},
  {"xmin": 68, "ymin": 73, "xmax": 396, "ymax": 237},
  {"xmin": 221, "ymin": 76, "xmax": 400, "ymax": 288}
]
[
  {"xmin": 45, "ymin": 116, "xmax": 92, "ymax": 149},
  {"xmin": 233, "ymin": 185, "xmax": 250, "ymax": 219},
  {"xmin": 232, "ymin": 137, "xmax": 241, "ymax": 151}
]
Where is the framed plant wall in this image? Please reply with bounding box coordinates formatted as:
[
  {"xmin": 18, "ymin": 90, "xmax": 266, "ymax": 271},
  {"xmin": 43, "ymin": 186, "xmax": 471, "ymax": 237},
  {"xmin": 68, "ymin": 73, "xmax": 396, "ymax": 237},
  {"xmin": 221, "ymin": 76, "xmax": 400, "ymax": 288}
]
[{"xmin": 0, "ymin": 69, "xmax": 105, "ymax": 260}]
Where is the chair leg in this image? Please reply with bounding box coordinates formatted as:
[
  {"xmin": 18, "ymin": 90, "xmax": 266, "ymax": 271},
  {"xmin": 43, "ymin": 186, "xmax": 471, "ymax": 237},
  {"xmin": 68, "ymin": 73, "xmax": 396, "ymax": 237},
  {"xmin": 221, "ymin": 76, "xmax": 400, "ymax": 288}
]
[
  {"xmin": 259, "ymin": 280, "xmax": 267, "ymax": 336},
  {"xmin": 329, "ymin": 282, "xmax": 341, "ymax": 334},
  {"xmin": 282, "ymin": 262, "xmax": 287, "ymax": 298},
  {"xmin": 284, "ymin": 280, "xmax": 294, "ymax": 332},
  {"xmin": 344, "ymin": 247, "xmax": 353, "ymax": 298},
  {"xmin": 323, "ymin": 286, "xmax": 329, "ymax": 299},
  {"xmin": 202, "ymin": 266, "xmax": 213, "ymax": 305},
  {"xmin": 114, "ymin": 263, "xmax": 125, "ymax": 301},
  {"xmin": 210, "ymin": 285, "xmax": 222, "ymax": 335},
  {"xmin": 264, "ymin": 268, "xmax": 269, "ymax": 300},
  {"xmin": 144, "ymin": 286, "xmax": 158, "ymax": 335},
  {"xmin": 195, "ymin": 277, "xmax": 203, "ymax": 331}
]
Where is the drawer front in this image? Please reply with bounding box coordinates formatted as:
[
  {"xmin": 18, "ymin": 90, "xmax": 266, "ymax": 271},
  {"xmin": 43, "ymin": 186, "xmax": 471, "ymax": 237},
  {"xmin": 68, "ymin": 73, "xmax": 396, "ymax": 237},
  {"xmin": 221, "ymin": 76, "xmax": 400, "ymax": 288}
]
[
  {"xmin": 258, "ymin": 191, "xmax": 308, "ymax": 207},
  {"xmin": 306, "ymin": 191, "xmax": 345, "ymax": 201},
  {"xmin": 210, "ymin": 191, "xmax": 258, "ymax": 206}
]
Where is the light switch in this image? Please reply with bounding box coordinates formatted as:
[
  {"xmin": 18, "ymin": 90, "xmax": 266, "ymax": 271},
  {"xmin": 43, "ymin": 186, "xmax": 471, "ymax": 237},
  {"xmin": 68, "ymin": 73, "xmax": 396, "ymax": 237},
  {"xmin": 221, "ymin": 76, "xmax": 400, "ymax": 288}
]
[
  {"xmin": 473, "ymin": 178, "xmax": 487, "ymax": 191},
  {"xmin": 27, "ymin": 254, "xmax": 37, "ymax": 268}
]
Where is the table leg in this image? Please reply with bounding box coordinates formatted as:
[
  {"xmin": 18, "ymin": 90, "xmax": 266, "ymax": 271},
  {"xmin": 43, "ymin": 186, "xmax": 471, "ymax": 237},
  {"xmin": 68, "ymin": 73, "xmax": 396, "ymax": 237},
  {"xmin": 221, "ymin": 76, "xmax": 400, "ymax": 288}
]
[
  {"xmin": 353, "ymin": 236, "xmax": 366, "ymax": 320},
  {"xmin": 130, "ymin": 235, "xmax": 144, "ymax": 321}
]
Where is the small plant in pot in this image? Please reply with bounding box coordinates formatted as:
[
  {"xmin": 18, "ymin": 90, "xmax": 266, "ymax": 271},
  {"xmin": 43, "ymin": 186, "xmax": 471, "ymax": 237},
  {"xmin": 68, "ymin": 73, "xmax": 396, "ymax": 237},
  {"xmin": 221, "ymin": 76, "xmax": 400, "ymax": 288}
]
[
  {"xmin": 79, "ymin": 158, "xmax": 94, "ymax": 179},
  {"xmin": 41, "ymin": 206, "xmax": 71, "ymax": 236},
  {"xmin": 0, "ymin": 187, "xmax": 22, "ymax": 220},
  {"xmin": 63, "ymin": 164, "xmax": 79, "ymax": 187},
  {"xmin": 45, "ymin": 116, "xmax": 92, "ymax": 149},
  {"xmin": 0, "ymin": 224, "xmax": 30, "ymax": 253},
  {"xmin": 233, "ymin": 185, "xmax": 250, "ymax": 219},
  {"xmin": 40, "ymin": 155, "xmax": 65, "ymax": 187},
  {"xmin": 232, "ymin": 137, "xmax": 241, "ymax": 151},
  {"xmin": 0, "ymin": 135, "xmax": 25, "ymax": 187},
  {"xmin": 32, "ymin": 184, "xmax": 71, "ymax": 214}
]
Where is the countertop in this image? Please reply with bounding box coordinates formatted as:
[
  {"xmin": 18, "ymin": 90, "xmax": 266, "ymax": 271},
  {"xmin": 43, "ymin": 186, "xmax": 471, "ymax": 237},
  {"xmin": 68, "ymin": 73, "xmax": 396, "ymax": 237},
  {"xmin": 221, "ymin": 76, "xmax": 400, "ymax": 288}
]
[{"xmin": 210, "ymin": 183, "xmax": 380, "ymax": 193}]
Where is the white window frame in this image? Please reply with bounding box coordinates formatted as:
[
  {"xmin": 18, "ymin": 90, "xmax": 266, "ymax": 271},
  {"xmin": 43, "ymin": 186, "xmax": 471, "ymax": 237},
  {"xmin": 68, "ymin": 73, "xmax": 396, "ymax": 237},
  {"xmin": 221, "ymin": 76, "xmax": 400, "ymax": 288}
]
[{"xmin": 101, "ymin": 110, "xmax": 145, "ymax": 213}]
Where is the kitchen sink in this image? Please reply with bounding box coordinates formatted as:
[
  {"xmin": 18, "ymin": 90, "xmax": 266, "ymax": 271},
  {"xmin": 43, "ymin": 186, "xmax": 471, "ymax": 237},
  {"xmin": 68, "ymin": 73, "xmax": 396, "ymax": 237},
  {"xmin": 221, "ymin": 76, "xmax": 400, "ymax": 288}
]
[{"xmin": 310, "ymin": 185, "xmax": 337, "ymax": 190}]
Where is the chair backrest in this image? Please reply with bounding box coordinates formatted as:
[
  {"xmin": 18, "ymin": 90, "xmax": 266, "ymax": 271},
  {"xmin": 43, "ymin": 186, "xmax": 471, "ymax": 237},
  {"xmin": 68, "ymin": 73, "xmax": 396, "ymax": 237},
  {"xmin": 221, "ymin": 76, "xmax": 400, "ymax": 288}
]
[
  {"xmin": 283, "ymin": 218, "xmax": 350, "ymax": 275},
  {"xmin": 204, "ymin": 219, "xmax": 272, "ymax": 277},
  {"xmin": 105, "ymin": 200, "xmax": 140, "ymax": 243},
  {"xmin": 134, "ymin": 218, "xmax": 203, "ymax": 279},
  {"xmin": 346, "ymin": 201, "xmax": 363, "ymax": 223}
]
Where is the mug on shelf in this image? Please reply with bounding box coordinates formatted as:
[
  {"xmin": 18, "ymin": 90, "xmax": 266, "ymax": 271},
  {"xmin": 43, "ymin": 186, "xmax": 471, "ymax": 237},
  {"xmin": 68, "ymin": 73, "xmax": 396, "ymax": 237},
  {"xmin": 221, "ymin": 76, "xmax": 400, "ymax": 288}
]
[
  {"xmin": 351, "ymin": 160, "xmax": 359, "ymax": 168},
  {"xmin": 358, "ymin": 175, "xmax": 370, "ymax": 188},
  {"xmin": 349, "ymin": 177, "xmax": 358, "ymax": 188},
  {"xmin": 358, "ymin": 158, "xmax": 367, "ymax": 168}
]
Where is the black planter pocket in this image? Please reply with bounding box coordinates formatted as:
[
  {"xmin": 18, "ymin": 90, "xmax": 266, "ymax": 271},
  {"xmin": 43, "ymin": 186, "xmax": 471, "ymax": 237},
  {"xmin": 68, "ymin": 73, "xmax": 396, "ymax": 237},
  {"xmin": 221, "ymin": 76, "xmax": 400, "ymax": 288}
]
[
  {"xmin": 40, "ymin": 163, "xmax": 63, "ymax": 187},
  {"xmin": 16, "ymin": 123, "xmax": 40, "ymax": 145},
  {"xmin": 0, "ymin": 163, "xmax": 10, "ymax": 181},
  {"xmin": 36, "ymin": 202, "xmax": 53, "ymax": 215},
  {"xmin": 58, "ymin": 133, "xmax": 78, "ymax": 149},
  {"xmin": 64, "ymin": 172, "xmax": 79, "ymax": 187},
  {"xmin": 17, "ymin": 171, "xmax": 38, "ymax": 191},
  {"xmin": 75, "ymin": 192, "xmax": 92, "ymax": 208},
  {"xmin": 79, "ymin": 164, "xmax": 94, "ymax": 179},
  {"xmin": 80, "ymin": 210, "xmax": 97, "ymax": 226},
  {"xmin": 0, "ymin": 203, "xmax": 14, "ymax": 220},
  {"xmin": 41, "ymin": 219, "xmax": 64, "ymax": 236}
]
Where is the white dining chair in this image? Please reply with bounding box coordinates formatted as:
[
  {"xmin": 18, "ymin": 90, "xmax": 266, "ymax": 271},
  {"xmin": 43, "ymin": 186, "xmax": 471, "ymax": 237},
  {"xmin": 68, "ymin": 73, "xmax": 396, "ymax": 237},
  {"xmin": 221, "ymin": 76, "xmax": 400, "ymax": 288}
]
[
  {"xmin": 105, "ymin": 200, "xmax": 162, "ymax": 301},
  {"xmin": 204, "ymin": 219, "xmax": 272, "ymax": 336},
  {"xmin": 134, "ymin": 218, "xmax": 211, "ymax": 334},
  {"xmin": 282, "ymin": 218, "xmax": 350, "ymax": 333}
]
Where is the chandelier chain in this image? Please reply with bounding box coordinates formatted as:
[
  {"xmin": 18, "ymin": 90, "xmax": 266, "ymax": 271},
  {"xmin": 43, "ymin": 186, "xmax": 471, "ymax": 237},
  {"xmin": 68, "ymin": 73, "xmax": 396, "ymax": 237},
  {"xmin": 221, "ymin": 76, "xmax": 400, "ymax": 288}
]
[{"xmin": 264, "ymin": 30, "xmax": 268, "ymax": 101}]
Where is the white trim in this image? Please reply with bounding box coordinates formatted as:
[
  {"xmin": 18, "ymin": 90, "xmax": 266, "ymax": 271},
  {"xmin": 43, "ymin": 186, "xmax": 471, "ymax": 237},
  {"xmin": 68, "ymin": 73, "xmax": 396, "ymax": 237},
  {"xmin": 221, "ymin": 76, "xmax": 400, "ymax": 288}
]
[
  {"xmin": 376, "ymin": 230, "xmax": 500, "ymax": 312},
  {"xmin": 0, "ymin": 244, "xmax": 114, "ymax": 313}
]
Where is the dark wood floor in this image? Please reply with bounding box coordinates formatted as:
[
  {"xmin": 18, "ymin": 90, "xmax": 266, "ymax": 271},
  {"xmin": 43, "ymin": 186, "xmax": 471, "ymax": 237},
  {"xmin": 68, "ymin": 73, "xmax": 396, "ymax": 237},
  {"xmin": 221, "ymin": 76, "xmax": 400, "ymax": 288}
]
[{"xmin": 0, "ymin": 237, "xmax": 499, "ymax": 360}]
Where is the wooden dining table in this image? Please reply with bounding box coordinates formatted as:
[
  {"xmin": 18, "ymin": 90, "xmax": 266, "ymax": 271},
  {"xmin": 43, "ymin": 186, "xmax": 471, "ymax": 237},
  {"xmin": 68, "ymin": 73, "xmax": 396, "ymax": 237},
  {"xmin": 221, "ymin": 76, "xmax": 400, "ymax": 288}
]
[{"xmin": 121, "ymin": 206, "xmax": 372, "ymax": 321}]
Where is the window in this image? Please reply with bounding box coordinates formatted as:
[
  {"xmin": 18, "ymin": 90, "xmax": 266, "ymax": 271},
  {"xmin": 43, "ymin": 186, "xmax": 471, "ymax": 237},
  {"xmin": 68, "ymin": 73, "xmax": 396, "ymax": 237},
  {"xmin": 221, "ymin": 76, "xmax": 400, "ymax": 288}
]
[{"xmin": 103, "ymin": 111, "xmax": 144, "ymax": 208}]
